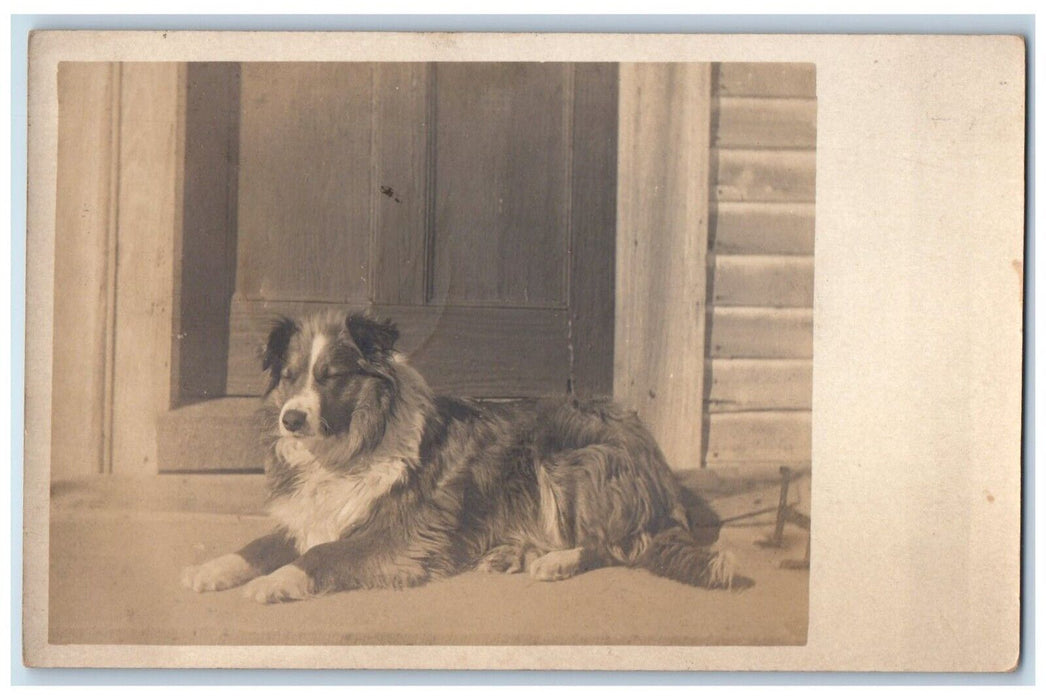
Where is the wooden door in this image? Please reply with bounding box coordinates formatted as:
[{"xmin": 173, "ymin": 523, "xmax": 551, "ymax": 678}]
[{"xmin": 225, "ymin": 62, "xmax": 617, "ymax": 399}]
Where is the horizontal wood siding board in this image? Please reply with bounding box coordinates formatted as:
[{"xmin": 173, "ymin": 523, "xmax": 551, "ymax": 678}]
[
  {"xmin": 716, "ymin": 63, "xmax": 816, "ymax": 98},
  {"xmin": 705, "ymin": 411, "xmax": 811, "ymax": 463},
  {"xmin": 711, "ymin": 202, "xmax": 815, "ymax": 255},
  {"xmin": 714, "ymin": 97, "xmax": 816, "ymax": 149},
  {"xmin": 226, "ymin": 301, "xmax": 569, "ymax": 397},
  {"xmin": 707, "ymin": 359, "xmax": 812, "ymax": 412},
  {"xmin": 709, "ymin": 308, "xmax": 813, "ymax": 359},
  {"xmin": 713, "ymin": 149, "xmax": 816, "ymax": 203},
  {"xmin": 712, "ymin": 255, "xmax": 814, "ymax": 308}
]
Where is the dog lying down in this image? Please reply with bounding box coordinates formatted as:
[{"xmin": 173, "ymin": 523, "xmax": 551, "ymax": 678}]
[{"xmin": 181, "ymin": 311, "xmax": 749, "ymax": 604}]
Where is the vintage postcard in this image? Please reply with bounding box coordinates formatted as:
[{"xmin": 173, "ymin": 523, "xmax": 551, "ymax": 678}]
[{"xmin": 23, "ymin": 31, "xmax": 1024, "ymax": 671}]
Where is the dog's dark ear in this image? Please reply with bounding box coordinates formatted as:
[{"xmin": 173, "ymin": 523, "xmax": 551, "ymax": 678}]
[
  {"xmin": 345, "ymin": 313, "xmax": 399, "ymax": 358},
  {"xmin": 261, "ymin": 316, "xmax": 297, "ymax": 394}
]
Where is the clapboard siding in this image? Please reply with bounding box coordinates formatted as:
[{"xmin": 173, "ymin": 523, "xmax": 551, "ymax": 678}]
[
  {"xmin": 708, "ymin": 308, "xmax": 813, "ymax": 359},
  {"xmin": 708, "ymin": 359, "xmax": 812, "ymax": 412},
  {"xmin": 712, "ymin": 202, "xmax": 814, "ymax": 255},
  {"xmin": 714, "ymin": 97, "xmax": 816, "ymax": 149},
  {"xmin": 705, "ymin": 63, "xmax": 814, "ymax": 469},
  {"xmin": 713, "ymin": 255, "xmax": 814, "ymax": 307},
  {"xmin": 716, "ymin": 63, "xmax": 816, "ymax": 98},
  {"xmin": 713, "ymin": 149, "xmax": 816, "ymax": 202},
  {"xmin": 705, "ymin": 411, "xmax": 811, "ymax": 464}
]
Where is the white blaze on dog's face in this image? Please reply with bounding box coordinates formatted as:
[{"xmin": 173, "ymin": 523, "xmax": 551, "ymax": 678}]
[{"xmin": 277, "ymin": 333, "xmax": 328, "ymax": 437}]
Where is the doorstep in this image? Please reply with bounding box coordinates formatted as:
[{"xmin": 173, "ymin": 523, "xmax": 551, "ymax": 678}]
[{"xmin": 157, "ymin": 396, "xmax": 266, "ymax": 472}]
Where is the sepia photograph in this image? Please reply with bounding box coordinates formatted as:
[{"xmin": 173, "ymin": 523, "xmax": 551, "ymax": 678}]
[
  {"xmin": 22, "ymin": 31, "xmax": 1023, "ymax": 671},
  {"xmin": 46, "ymin": 58, "xmax": 813, "ymax": 646}
]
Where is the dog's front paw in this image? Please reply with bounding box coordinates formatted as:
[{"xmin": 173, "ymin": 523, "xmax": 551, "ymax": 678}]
[
  {"xmin": 181, "ymin": 553, "xmax": 255, "ymax": 592},
  {"xmin": 242, "ymin": 564, "xmax": 313, "ymax": 604}
]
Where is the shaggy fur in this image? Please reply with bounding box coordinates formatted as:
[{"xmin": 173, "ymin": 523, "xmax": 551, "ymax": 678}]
[{"xmin": 180, "ymin": 310, "xmax": 748, "ymax": 603}]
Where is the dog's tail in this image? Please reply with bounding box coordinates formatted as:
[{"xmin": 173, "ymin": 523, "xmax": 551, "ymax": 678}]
[{"xmin": 636, "ymin": 527, "xmax": 748, "ymax": 590}]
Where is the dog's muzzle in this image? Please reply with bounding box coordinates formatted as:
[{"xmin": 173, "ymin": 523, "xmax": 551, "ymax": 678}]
[{"xmin": 281, "ymin": 408, "xmax": 308, "ymax": 434}]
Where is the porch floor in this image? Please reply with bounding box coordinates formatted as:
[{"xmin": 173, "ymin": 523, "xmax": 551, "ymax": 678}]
[{"xmin": 48, "ymin": 474, "xmax": 809, "ymax": 648}]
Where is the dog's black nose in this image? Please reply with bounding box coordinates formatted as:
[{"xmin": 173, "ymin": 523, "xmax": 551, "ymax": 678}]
[{"xmin": 281, "ymin": 409, "xmax": 307, "ymax": 433}]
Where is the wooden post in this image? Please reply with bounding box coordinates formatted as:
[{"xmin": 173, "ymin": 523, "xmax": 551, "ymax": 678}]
[
  {"xmin": 51, "ymin": 63, "xmax": 120, "ymax": 478},
  {"xmin": 109, "ymin": 63, "xmax": 186, "ymax": 475},
  {"xmin": 615, "ymin": 63, "xmax": 712, "ymax": 471}
]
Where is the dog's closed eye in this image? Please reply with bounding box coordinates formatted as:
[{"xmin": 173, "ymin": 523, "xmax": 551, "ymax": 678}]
[{"xmin": 315, "ymin": 367, "xmax": 351, "ymax": 383}]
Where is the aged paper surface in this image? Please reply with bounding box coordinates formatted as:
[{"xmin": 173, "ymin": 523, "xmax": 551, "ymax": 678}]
[{"xmin": 24, "ymin": 31, "xmax": 1024, "ymax": 670}]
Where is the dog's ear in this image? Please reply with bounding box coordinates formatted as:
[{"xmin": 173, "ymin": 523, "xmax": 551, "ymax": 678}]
[
  {"xmin": 345, "ymin": 313, "xmax": 399, "ymax": 359},
  {"xmin": 261, "ymin": 316, "xmax": 298, "ymax": 394}
]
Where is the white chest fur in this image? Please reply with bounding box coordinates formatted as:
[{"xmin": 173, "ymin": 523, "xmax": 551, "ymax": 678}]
[{"xmin": 268, "ymin": 440, "xmax": 407, "ymax": 554}]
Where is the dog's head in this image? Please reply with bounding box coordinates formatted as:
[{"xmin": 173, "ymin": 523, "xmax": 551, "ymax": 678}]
[{"xmin": 262, "ymin": 311, "xmax": 400, "ymax": 449}]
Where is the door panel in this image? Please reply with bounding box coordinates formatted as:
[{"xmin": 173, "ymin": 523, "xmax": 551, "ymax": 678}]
[
  {"xmin": 235, "ymin": 63, "xmax": 374, "ymax": 303},
  {"xmin": 431, "ymin": 63, "xmax": 571, "ymax": 307}
]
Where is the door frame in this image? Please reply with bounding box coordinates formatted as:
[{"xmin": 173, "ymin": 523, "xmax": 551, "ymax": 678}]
[{"xmin": 51, "ymin": 60, "xmax": 713, "ymax": 477}]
